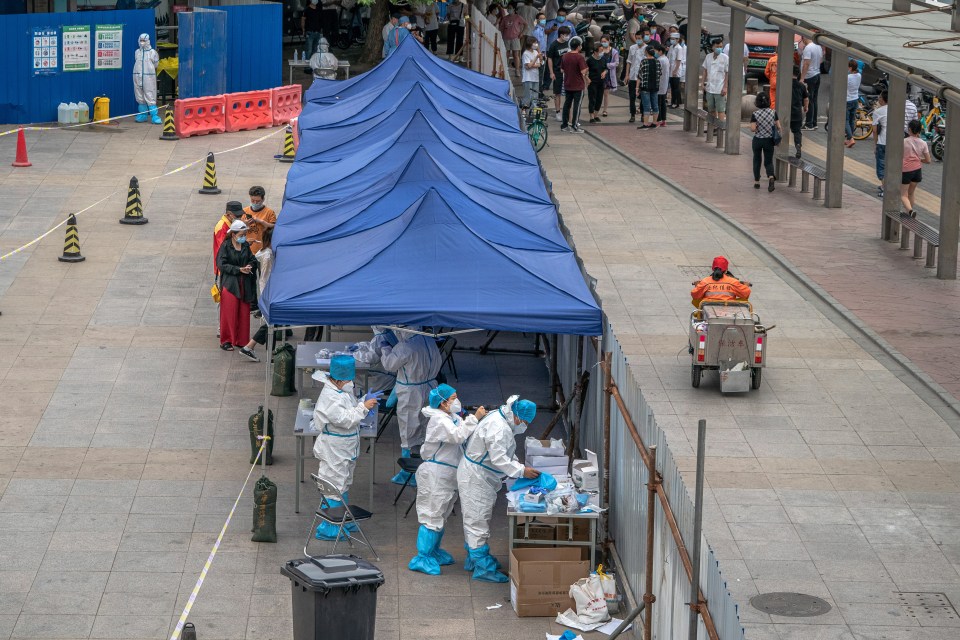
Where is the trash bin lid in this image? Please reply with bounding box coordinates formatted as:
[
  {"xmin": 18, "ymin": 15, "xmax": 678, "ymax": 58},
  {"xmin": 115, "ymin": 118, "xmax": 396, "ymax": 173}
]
[{"xmin": 282, "ymin": 555, "xmax": 384, "ymax": 591}]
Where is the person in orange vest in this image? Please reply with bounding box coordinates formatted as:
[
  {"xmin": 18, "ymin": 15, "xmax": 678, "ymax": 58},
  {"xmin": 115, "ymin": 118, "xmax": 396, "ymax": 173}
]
[
  {"xmin": 764, "ymin": 54, "xmax": 779, "ymax": 110},
  {"xmin": 691, "ymin": 256, "xmax": 751, "ymax": 307}
]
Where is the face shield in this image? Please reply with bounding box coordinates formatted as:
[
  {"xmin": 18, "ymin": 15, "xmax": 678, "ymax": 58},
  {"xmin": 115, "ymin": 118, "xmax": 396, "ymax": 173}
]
[{"xmin": 138, "ymin": 34, "xmax": 151, "ymax": 50}]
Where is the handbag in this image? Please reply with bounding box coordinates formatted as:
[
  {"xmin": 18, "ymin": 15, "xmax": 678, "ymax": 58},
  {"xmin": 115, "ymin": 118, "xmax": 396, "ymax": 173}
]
[
  {"xmin": 772, "ymin": 126, "xmax": 782, "ymax": 146},
  {"xmin": 210, "ymin": 284, "xmax": 221, "ymax": 303}
]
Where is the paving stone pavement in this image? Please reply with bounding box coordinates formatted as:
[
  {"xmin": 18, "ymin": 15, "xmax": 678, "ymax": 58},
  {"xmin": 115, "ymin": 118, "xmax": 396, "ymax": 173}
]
[
  {"xmin": 0, "ymin": 124, "xmax": 560, "ymax": 640},
  {"xmin": 537, "ymin": 121, "xmax": 960, "ymax": 639}
]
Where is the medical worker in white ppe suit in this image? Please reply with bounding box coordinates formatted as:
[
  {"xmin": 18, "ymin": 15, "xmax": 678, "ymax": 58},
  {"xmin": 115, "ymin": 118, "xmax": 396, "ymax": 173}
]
[
  {"xmin": 379, "ymin": 327, "xmax": 442, "ymax": 485},
  {"xmin": 312, "ymin": 355, "xmax": 380, "ymax": 540},
  {"xmin": 133, "ymin": 33, "xmax": 161, "ymax": 124},
  {"xmin": 408, "ymin": 384, "xmax": 485, "ymax": 575},
  {"xmin": 457, "ymin": 395, "xmax": 540, "ymax": 582}
]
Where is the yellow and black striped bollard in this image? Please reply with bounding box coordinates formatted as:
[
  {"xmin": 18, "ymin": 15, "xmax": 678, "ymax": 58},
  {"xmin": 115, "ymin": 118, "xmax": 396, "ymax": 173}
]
[
  {"xmin": 199, "ymin": 151, "xmax": 221, "ymax": 195},
  {"xmin": 119, "ymin": 176, "xmax": 148, "ymax": 225},
  {"xmin": 279, "ymin": 126, "xmax": 295, "ymax": 163},
  {"xmin": 159, "ymin": 106, "xmax": 177, "ymax": 141},
  {"xmin": 58, "ymin": 214, "xmax": 85, "ymax": 263}
]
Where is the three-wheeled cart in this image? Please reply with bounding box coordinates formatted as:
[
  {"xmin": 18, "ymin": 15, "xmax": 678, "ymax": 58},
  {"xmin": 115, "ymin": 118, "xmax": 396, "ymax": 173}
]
[{"xmin": 689, "ymin": 301, "xmax": 769, "ymax": 392}]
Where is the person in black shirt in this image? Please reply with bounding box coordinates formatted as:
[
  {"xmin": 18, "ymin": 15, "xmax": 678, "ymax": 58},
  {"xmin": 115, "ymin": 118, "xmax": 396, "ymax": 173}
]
[
  {"xmin": 586, "ymin": 46, "xmax": 607, "ymax": 123},
  {"xmin": 546, "ymin": 26, "xmax": 572, "ymax": 121},
  {"xmin": 301, "ymin": 0, "xmax": 324, "ymax": 61},
  {"xmin": 790, "ymin": 66, "xmax": 810, "ymax": 158}
]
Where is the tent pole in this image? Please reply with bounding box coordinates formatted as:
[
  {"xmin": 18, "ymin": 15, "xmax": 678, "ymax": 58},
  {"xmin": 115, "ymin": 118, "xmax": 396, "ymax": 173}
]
[{"xmin": 263, "ymin": 324, "xmax": 274, "ymax": 475}]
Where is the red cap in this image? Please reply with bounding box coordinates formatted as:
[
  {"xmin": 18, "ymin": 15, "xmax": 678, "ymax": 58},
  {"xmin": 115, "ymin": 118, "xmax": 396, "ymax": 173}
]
[{"xmin": 712, "ymin": 256, "xmax": 729, "ymax": 272}]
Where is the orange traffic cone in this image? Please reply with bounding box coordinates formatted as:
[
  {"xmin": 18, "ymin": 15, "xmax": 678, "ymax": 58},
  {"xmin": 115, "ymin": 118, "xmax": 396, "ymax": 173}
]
[{"xmin": 12, "ymin": 128, "xmax": 31, "ymax": 167}]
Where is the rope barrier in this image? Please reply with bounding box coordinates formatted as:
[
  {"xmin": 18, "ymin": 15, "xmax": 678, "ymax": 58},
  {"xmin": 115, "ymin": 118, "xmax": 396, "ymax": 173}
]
[
  {"xmin": 0, "ymin": 106, "xmax": 166, "ymax": 137},
  {"xmin": 0, "ymin": 126, "xmax": 287, "ymax": 263},
  {"xmin": 169, "ymin": 437, "xmax": 270, "ymax": 640}
]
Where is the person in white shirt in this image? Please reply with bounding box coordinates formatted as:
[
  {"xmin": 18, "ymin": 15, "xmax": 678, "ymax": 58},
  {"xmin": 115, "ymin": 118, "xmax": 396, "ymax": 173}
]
[
  {"xmin": 722, "ymin": 39, "xmax": 749, "ymax": 78},
  {"xmin": 382, "ymin": 14, "xmax": 398, "ymax": 59},
  {"xmin": 800, "ymin": 36, "xmax": 823, "ymax": 129},
  {"xmin": 701, "ymin": 44, "xmax": 729, "ymax": 123},
  {"xmin": 904, "ymin": 98, "xmax": 918, "ymax": 134},
  {"xmin": 667, "ymin": 32, "xmax": 686, "ymax": 108},
  {"xmin": 624, "ymin": 33, "xmax": 647, "ymax": 122},
  {"xmin": 844, "ymin": 59, "xmax": 862, "ymax": 147},
  {"xmin": 872, "ymin": 90, "xmax": 888, "ymax": 198},
  {"xmin": 520, "ymin": 37, "xmax": 543, "ymax": 108}
]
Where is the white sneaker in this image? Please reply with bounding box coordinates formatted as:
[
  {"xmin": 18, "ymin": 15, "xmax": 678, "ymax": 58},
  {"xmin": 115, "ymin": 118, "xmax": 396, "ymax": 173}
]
[{"xmin": 554, "ymin": 113, "xmax": 562, "ymax": 122}]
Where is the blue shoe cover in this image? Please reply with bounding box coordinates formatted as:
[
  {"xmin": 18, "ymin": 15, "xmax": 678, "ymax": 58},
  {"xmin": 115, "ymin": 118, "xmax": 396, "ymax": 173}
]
[
  {"xmin": 391, "ymin": 470, "xmax": 416, "ymax": 486},
  {"xmin": 433, "ymin": 529, "xmax": 454, "ymax": 566},
  {"xmin": 135, "ymin": 103, "xmax": 148, "ymax": 123},
  {"xmin": 401, "ymin": 448, "xmax": 411, "ymax": 458},
  {"xmin": 408, "ymin": 525, "xmax": 442, "ymax": 575},
  {"xmin": 149, "ymin": 105, "xmax": 162, "ymax": 125},
  {"xmin": 315, "ymin": 499, "xmax": 348, "ymax": 540},
  {"xmin": 463, "ymin": 542, "xmax": 474, "ymax": 571},
  {"xmin": 468, "ymin": 545, "xmax": 508, "ymax": 583}
]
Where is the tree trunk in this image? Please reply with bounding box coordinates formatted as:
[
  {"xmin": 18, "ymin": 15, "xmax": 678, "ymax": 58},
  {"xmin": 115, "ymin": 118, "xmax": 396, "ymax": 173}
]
[{"xmin": 361, "ymin": 0, "xmax": 389, "ymax": 66}]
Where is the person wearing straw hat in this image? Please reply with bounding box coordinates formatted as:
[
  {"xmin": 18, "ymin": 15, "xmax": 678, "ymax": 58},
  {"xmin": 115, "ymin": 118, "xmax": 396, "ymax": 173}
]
[{"xmin": 312, "ymin": 355, "xmax": 380, "ymax": 540}]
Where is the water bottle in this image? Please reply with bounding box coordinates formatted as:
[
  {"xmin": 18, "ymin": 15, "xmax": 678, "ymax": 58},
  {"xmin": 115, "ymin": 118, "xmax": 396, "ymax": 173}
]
[
  {"xmin": 57, "ymin": 102, "xmax": 69, "ymax": 125},
  {"xmin": 78, "ymin": 101, "xmax": 90, "ymax": 123},
  {"xmin": 67, "ymin": 102, "xmax": 80, "ymax": 123}
]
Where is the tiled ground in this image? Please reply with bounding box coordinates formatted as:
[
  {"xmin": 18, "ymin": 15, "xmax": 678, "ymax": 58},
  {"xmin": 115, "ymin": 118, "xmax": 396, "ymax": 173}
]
[
  {"xmin": 537, "ymin": 113, "xmax": 960, "ymax": 639},
  {"xmin": 0, "ymin": 125, "xmax": 560, "ymax": 640}
]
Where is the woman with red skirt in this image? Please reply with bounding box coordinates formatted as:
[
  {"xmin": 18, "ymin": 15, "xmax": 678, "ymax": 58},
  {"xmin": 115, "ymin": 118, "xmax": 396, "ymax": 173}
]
[{"xmin": 216, "ymin": 219, "xmax": 258, "ymax": 351}]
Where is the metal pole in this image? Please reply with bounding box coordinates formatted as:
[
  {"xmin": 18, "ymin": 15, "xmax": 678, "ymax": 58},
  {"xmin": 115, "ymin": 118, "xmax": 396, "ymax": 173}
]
[
  {"xmin": 688, "ymin": 419, "xmax": 707, "ymax": 640},
  {"xmin": 891, "ymin": 0, "xmax": 912, "ymax": 11},
  {"xmin": 953, "ymin": 2, "xmax": 960, "ymax": 32},
  {"xmin": 724, "ymin": 7, "xmax": 745, "ymax": 155},
  {"xmin": 643, "ymin": 444, "xmax": 658, "ymax": 640},
  {"xmin": 602, "ymin": 353, "xmax": 612, "ymax": 513},
  {"xmin": 824, "ymin": 51, "xmax": 848, "ymax": 208},
  {"xmin": 263, "ymin": 324, "xmax": 274, "ymax": 474},
  {"xmin": 938, "ymin": 105, "xmax": 960, "ymax": 279},
  {"xmin": 774, "ymin": 25, "xmax": 794, "ymax": 162},
  {"xmin": 683, "ymin": 0, "xmax": 703, "ymax": 132},
  {"xmin": 882, "ymin": 75, "xmax": 907, "ymax": 241},
  {"xmin": 550, "ymin": 334, "xmax": 560, "ymax": 409}
]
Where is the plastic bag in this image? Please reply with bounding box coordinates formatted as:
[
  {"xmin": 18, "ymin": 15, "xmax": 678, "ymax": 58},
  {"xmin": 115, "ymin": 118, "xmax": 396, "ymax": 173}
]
[
  {"xmin": 569, "ymin": 575, "xmax": 609, "ymax": 625},
  {"xmin": 597, "ymin": 565, "xmax": 617, "ymax": 609},
  {"xmin": 545, "ymin": 485, "xmax": 581, "ymax": 515}
]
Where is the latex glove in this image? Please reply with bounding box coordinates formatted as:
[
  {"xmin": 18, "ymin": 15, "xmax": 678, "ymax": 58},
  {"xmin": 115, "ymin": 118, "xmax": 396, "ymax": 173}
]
[
  {"xmin": 364, "ymin": 391, "xmax": 384, "ymax": 402},
  {"xmin": 522, "ymin": 466, "xmax": 541, "ymax": 479}
]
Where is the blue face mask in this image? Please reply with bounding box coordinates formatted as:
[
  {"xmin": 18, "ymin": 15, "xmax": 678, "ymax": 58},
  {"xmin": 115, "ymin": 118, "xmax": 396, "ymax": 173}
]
[
  {"xmin": 237, "ymin": 235, "xmax": 247, "ymax": 244},
  {"xmin": 652, "ymin": 51, "xmax": 658, "ymax": 58},
  {"xmin": 557, "ymin": 15, "xmax": 565, "ymax": 22},
  {"xmin": 714, "ymin": 47, "xmax": 722, "ymax": 54},
  {"xmin": 539, "ymin": 19, "xmax": 545, "ymax": 25},
  {"xmin": 642, "ymin": 35, "xmax": 650, "ymax": 43}
]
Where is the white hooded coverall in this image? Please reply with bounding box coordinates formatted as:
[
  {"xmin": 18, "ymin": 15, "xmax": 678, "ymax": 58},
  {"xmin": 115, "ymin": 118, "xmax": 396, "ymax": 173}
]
[
  {"xmin": 416, "ymin": 407, "xmax": 478, "ymax": 531},
  {"xmin": 312, "ymin": 372, "xmax": 368, "ymax": 499},
  {"xmin": 456, "ymin": 401, "xmax": 525, "ymax": 549},
  {"xmin": 309, "ymin": 40, "xmax": 339, "ymax": 80},
  {"xmin": 380, "ymin": 331, "xmax": 442, "ymax": 450},
  {"xmin": 133, "ymin": 35, "xmax": 159, "ymax": 108}
]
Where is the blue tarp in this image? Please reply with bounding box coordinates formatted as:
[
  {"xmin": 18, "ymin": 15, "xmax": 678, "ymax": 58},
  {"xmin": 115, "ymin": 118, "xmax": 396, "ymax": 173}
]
[{"xmin": 260, "ymin": 37, "xmax": 601, "ymax": 336}]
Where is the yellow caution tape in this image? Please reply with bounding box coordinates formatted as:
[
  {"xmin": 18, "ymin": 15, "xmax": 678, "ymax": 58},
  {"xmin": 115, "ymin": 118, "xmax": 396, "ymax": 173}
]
[
  {"xmin": 170, "ymin": 440, "xmax": 267, "ymax": 640},
  {"xmin": 0, "ymin": 126, "xmax": 286, "ymax": 263}
]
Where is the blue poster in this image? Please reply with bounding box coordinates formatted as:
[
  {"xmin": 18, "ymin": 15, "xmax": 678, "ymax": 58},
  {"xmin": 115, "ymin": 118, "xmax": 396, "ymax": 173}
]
[{"xmin": 32, "ymin": 28, "xmax": 59, "ymax": 75}]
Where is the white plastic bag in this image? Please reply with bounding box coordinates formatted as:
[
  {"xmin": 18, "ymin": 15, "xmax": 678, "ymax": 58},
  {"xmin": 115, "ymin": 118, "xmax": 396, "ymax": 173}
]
[{"xmin": 569, "ymin": 575, "xmax": 610, "ymax": 625}]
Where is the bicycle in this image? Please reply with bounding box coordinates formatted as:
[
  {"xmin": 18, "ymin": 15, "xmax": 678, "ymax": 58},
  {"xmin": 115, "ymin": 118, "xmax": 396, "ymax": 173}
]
[{"xmin": 526, "ymin": 96, "xmax": 549, "ymax": 153}]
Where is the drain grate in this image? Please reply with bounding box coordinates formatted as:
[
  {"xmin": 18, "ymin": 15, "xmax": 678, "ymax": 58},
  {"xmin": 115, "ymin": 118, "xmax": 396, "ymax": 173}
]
[
  {"xmin": 898, "ymin": 592, "xmax": 960, "ymax": 625},
  {"xmin": 750, "ymin": 592, "xmax": 832, "ymax": 617},
  {"xmin": 677, "ymin": 265, "xmax": 712, "ymax": 279}
]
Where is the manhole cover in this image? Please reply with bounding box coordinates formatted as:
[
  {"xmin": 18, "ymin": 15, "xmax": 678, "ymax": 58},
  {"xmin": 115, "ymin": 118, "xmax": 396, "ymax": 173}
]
[
  {"xmin": 750, "ymin": 592, "xmax": 832, "ymax": 617},
  {"xmin": 677, "ymin": 265, "xmax": 712, "ymax": 279},
  {"xmin": 898, "ymin": 592, "xmax": 960, "ymax": 624}
]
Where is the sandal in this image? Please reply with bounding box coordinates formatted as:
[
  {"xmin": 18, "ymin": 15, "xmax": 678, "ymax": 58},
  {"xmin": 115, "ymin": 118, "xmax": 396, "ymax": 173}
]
[
  {"xmin": 754, "ymin": 182, "xmax": 760, "ymax": 189},
  {"xmin": 220, "ymin": 343, "xmax": 234, "ymax": 351},
  {"xmin": 768, "ymin": 177, "xmax": 776, "ymax": 192},
  {"xmin": 602, "ymin": 111, "xmax": 608, "ymax": 117}
]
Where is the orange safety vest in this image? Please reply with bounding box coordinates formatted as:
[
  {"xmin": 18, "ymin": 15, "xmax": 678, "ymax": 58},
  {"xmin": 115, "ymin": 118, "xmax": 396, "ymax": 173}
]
[{"xmin": 690, "ymin": 274, "xmax": 751, "ymax": 308}]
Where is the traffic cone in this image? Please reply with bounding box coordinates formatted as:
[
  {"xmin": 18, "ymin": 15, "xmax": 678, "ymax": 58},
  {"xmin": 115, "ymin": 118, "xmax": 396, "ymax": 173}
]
[
  {"xmin": 159, "ymin": 106, "xmax": 177, "ymax": 141},
  {"xmin": 58, "ymin": 215, "xmax": 85, "ymax": 263},
  {"xmin": 119, "ymin": 176, "xmax": 148, "ymax": 225},
  {"xmin": 198, "ymin": 152, "xmax": 221, "ymax": 195},
  {"xmin": 278, "ymin": 126, "xmax": 295, "ymax": 163},
  {"xmin": 12, "ymin": 128, "xmax": 31, "ymax": 167}
]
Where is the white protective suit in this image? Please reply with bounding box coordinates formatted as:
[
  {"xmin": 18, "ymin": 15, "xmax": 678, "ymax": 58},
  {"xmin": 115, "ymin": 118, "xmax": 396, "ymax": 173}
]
[
  {"xmin": 416, "ymin": 406, "xmax": 478, "ymax": 531},
  {"xmin": 309, "ymin": 38, "xmax": 339, "ymax": 80},
  {"xmin": 312, "ymin": 372, "xmax": 368, "ymax": 499},
  {"xmin": 133, "ymin": 34, "xmax": 159, "ymax": 108},
  {"xmin": 379, "ymin": 330, "xmax": 442, "ymax": 450},
  {"xmin": 456, "ymin": 397, "xmax": 526, "ymax": 549},
  {"xmin": 361, "ymin": 326, "xmax": 396, "ymax": 395}
]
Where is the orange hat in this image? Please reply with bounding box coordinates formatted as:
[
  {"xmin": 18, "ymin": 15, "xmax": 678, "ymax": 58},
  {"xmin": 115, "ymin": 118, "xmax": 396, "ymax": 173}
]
[{"xmin": 712, "ymin": 256, "xmax": 729, "ymax": 272}]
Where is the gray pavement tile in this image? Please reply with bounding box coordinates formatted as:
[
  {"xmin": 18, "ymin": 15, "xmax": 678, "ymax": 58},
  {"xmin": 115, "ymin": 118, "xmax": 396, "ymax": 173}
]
[
  {"xmin": 0, "ymin": 513, "xmax": 60, "ymax": 532},
  {"xmin": 39, "ymin": 551, "xmax": 118, "ymax": 573},
  {"xmin": 122, "ymin": 514, "xmax": 196, "ymax": 533},
  {"xmin": 786, "ymin": 506, "xmax": 856, "ymax": 525},
  {"xmin": 729, "ymin": 522, "xmax": 801, "ymax": 542},
  {"xmin": 111, "ymin": 551, "xmax": 186, "ymax": 573},
  {"xmin": 166, "ymin": 614, "xmax": 249, "ymax": 640},
  {"xmin": 12, "ymin": 614, "xmax": 95, "ymax": 639},
  {"xmin": 720, "ymin": 504, "xmax": 791, "ymax": 524},
  {"xmin": 135, "ymin": 480, "xmax": 203, "ymax": 497},
  {"xmin": 89, "ymin": 616, "xmax": 170, "ymax": 639},
  {"xmin": 104, "ymin": 571, "xmax": 181, "ymax": 594},
  {"xmin": 62, "ymin": 494, "xmax": 133, "ymax": 514},
  {"xmin": 746, "ymin": 559, "xmax": 823, "ymax": 582},
  {"xmin": 118, "ymin": 532, "xmax": 192, "ymax": 553},
  {"xmin": 3, "ymin": 479, "xmax": 74, "ymax": 495},
  {"xmin": 244, "ymin": 617, "xmax": 293, "ymax": 640},
  {"xmin": 69, "ymin": 479, "xmax": 139, "ymax": 496}
]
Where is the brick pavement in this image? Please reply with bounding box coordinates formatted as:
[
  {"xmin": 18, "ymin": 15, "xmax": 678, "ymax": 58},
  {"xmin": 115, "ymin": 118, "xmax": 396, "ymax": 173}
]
[{"xmin": 587, "ymin": 99, "xmax": 960, "ymax": 411}]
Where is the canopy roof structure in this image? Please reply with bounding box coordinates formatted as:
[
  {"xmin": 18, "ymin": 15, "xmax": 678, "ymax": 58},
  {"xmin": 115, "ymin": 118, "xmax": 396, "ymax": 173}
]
[{"xmin": 260, "ymin": 37, "xmax": 602, "ymax": 336}]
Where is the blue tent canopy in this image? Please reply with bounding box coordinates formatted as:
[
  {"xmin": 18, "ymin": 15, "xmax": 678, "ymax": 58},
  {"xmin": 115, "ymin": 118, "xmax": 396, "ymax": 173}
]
[{"xmin": 260, "ymin": 37, "xmax": 601, "ymax": 335}]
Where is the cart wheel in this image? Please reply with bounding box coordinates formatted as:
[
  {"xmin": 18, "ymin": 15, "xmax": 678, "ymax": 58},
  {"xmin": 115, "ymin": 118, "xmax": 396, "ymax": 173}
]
[
  {"xmin": 751, "ymin": 367, "xmax": 762, "ymax": 390},
  {"xmin": 691, "ymin": 364, "xmax": 702, "ymax": 388}
]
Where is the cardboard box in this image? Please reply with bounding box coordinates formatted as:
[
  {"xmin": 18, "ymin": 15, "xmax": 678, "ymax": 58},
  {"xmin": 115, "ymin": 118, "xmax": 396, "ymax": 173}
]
[
  {"xmin": 554, "ymin": 517, "xmax": 592, "ymax": 542},
  {"xmin": 514, "ymin": 519, "xmax": 556, "ymax": 542},
  {"xmin": 509, "ymin": 547, "xmax": 590, "ymax": 617}
]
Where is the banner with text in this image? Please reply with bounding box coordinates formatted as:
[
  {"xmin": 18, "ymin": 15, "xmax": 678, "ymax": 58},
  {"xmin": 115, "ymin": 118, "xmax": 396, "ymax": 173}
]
[{"xmin": 62, "ymin": 25, "xmax": 91, "ymax": 72}]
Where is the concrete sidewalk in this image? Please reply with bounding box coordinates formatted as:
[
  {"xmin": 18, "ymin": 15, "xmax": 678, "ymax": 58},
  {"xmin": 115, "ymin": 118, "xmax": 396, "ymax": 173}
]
[{"xmin": 538, "ymin": 113, "xmax": 960, "ymax": 639}]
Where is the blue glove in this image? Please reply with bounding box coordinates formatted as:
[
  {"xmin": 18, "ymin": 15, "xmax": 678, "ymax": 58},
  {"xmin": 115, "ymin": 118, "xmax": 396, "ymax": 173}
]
[
  {"xmin": 511, "ymin": 472, "xmax": 558, "ymax": 493},
  {"xmin": 364, "ymin": 391, "xmax": 384, "ymax": 402},
  {"xmin": 386, "ymin": 388, "xmax": 398, "ymax": 408},
  {"xmin": 347, "ymin": 344, "xmax": 360, "ymax": 352},
  {"xmin": 560, "ymin": 631, "xmax": 578, "ymax": 640}
]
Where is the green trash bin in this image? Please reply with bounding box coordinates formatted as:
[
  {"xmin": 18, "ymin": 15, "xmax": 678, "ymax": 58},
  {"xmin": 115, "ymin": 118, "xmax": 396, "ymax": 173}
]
[{"xmin": 281, "ymin": 555, "xmax": 384, "ymax": 640}]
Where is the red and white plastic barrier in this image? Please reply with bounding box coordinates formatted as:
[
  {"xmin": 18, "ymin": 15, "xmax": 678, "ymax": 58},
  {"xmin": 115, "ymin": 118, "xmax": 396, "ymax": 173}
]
[
  {"xmin": 225, "ymin": 90, "xmax": 274, "ymax": 133},
  {"xmin": 271, "ymin": 85, "xmax": 303, "ymax": 126},
  {"xmin": 175, "ymin": 95, "xmax": 226, "ymax": 138}
]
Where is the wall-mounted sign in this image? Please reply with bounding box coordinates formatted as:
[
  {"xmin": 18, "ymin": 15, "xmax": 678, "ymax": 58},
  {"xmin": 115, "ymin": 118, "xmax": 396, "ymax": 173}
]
[
  {"xmin": 32, "ymin": 28, "xmax": 59, "ymax": 75},
  {"xmin": 95, "ymin": 24, "xmax": 123, "ymax": 70},
  {"xmin": 62, "ymin": 25, "xmax": 91, "ymax": 72}
]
